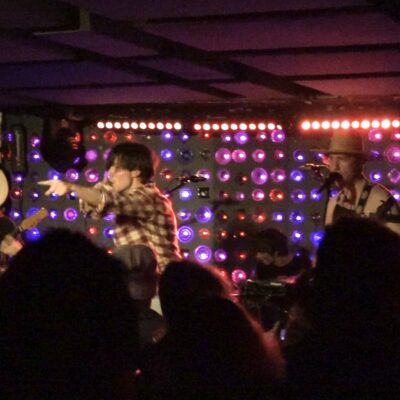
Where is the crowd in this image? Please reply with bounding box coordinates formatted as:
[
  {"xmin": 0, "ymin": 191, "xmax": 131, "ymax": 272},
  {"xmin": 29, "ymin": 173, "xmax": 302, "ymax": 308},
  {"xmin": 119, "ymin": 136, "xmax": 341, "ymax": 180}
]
[{"xmin": 0, "ymin": 214, "xmax": 398, "ymax": 399}]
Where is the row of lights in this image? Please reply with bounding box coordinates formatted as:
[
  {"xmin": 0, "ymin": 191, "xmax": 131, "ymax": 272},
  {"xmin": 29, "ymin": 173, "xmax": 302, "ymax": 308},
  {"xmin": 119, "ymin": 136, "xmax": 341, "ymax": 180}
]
[
  {"xmin": 193, "ymin": 122, "xmax": 281, "ymax": 131},
  {"xmin": 96, "ymin": 121, "xmax": 182, "ymax": 131},
  {"xmin": 301, "ymin": 118, "xmax": 400, "ymax": 131},
  {"xmin": 96, "ymin": 121, "xmax": 282, "ymax": 132},
  {"xmin": 97, "ymin": 119, "xmax": 400, "ymax": 133}
]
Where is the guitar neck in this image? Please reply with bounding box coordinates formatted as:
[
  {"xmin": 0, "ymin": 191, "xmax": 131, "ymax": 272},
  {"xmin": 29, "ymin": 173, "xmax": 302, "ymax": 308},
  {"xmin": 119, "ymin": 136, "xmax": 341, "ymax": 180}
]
[
  {"xmin": 2, "ymin": 208, "xmax": 48, "ymax": 242},
  {"xmin": 10, "ymin": 225, "xmax": 23, "ymax": 239}
]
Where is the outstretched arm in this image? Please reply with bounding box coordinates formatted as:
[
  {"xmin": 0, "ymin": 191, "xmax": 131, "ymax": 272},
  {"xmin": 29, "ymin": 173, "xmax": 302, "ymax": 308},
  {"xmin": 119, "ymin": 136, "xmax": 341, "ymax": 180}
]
[{"xmin": 38, "ymin": 180, "xmax": 102, "ymax": 207}]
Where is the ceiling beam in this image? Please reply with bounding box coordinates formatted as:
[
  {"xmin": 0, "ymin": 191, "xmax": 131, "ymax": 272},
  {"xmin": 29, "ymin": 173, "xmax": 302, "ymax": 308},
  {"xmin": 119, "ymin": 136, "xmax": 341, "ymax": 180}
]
[
  {"xmin": 145, "ymin": 5, "xmax": 379, "ymax": 24},
  {"xmin": 89, "ymin": 13, "xmax": 327, "ymax": 98},
  {"xmin": 4, "ymin": 71, "xmax": 399, "ymax": 93},
  {"xmin": 7, "ymin": 73, "xmax": 400, "ymax": 94},
  {"xmin": 212, "ymin": 43, "xmax": 400, "ymax": 57},
  {"xmin": 285, "ymin": 71, "xmax": 400, "ymax": 81},
  {"xmin": 2, "ymin": 42, "xmax": 398, "ymax": 67},
  {"xmin": 0, "ymin": 28, "xmax": 240, "ymax": 100}
]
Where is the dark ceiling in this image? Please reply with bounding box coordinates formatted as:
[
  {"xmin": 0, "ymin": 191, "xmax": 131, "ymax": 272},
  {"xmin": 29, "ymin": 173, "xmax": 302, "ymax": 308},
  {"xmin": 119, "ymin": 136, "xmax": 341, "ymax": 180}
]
[{"xmin": 1, "ymin": 0, "xmax": 399, "ymax": 120}]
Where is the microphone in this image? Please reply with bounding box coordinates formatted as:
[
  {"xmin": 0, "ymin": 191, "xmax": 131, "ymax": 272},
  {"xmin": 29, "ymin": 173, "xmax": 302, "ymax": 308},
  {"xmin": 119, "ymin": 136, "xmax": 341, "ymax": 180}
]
[
  {"xmin": 299, "ymin": 163, "xmax": 328, "ymax": 171},
  {"xmin": 317, "ymin": 172, "xmax": 342, "ymax": 194},
  {"xmin": 177, "ymin": 175, "xmax": 207, "ymax": 183}
]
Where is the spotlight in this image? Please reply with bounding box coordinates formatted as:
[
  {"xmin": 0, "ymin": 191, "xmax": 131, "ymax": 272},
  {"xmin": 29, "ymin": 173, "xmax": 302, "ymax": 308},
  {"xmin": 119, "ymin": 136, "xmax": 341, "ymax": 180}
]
[
  {"xmin": 215, "ymin": 148, "xmax": 231, "ymax": 165},
  {"xmin": 194, "ymin": 245, "xmax": 212, "ymax": 263},
  {"xmin": 216, "ymin": 229, "xmax": 229, "ymax": 241},
  {"xmin": 195, "ymin": 206, "xmax": 213, "ymax": 223},
  {"xmin": 251, "ymin": 168, "xmax": 268, "ymax": 185},
  {"xmin": 216, "ymin": 210, "xmax": 229, "ymax": 222},
  {"xmin": 231, "ymin": 149, "xmax": 247, "ymax": 163},
  {"xmin": 214, "ymin": 249, "xmax": 228, "ymax": 262},
  {"xmin": 217, "ymin": 169, "xmax": 231, "ymax": 182},
  {"xmin": 251, "ymin": 189, "xmax": 265, "ymax": 202},
  {"xmin": 177, "ymin": 209, "xmax": 191, "ymax": 222},
  {"xmin": 177, "ymin": 226, "xmax": 194, "ymax": 243},
  {"xmin": 231, "ymin": 269, "xmax": 247, "ymax": 284}
]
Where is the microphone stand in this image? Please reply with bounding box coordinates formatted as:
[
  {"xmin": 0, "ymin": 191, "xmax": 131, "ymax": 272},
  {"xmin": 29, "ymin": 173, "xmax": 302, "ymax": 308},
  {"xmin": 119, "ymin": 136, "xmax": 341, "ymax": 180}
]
[
  {"xmin": 164, "ymin": 177, "xmax": 193, "ymax": 196},
  {"xmin": 306, "ymin": 167, "xmax": 331, "ymax": 228},
  {"xmin": 165, "ymin": 181, "xmax": 186, "ymax": 196},
  {"xmin": 319, "ymin": 173, "xmax": 340, "ymax": 226}
]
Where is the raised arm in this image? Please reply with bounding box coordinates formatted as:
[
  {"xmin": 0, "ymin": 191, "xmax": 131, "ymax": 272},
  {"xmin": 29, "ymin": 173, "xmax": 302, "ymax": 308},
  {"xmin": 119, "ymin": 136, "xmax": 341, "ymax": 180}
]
[{"xmin": 38, "ymin": 180, "xmax": 102, "ymax": 207}]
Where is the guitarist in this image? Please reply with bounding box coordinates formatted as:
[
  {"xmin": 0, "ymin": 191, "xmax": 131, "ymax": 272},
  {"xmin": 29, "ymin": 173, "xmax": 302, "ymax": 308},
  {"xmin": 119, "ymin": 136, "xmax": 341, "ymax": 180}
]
[
  {"xmin": 0, "ymin": 169, "xmax": 23, "ymax": 268},
  {"xmin": 316, "ymin": 131, "xmax": 400, "ymax": 235},
  {"xmin": 0, "ymin": 212, "xmax": 23, "ymax": 271},
  {"xmin": 0, "ymin": 208, "xmax": 48, "ymax": 270}
]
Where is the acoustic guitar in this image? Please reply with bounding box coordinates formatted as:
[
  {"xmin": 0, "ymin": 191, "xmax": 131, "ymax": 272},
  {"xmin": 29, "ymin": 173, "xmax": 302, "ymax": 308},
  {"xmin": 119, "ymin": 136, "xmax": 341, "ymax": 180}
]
[{"xmin": 0, "ymin": 169, "xmax": 9, "ymax": 207}]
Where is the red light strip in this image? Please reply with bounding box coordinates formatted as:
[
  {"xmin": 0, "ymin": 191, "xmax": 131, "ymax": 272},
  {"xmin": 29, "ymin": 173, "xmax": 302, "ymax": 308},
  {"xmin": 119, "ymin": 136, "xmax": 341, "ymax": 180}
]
[{"xmin": 300, "ymin": 118, "xmax": 400, "ymax": 131}]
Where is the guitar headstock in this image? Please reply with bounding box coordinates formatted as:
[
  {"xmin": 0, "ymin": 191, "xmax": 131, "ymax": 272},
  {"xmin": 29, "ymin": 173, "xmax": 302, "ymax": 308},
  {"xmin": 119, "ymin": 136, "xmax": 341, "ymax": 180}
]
[{"xmin": 19, "ymin": 208, "xmax": 49, "ymax": 231}]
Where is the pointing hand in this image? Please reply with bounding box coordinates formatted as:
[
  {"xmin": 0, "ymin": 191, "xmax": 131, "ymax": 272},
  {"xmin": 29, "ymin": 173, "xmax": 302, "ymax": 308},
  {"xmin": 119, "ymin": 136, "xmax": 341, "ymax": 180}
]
[{"xmin": 38, "ymin": 180, "xmax": 70, "ymax": 196}]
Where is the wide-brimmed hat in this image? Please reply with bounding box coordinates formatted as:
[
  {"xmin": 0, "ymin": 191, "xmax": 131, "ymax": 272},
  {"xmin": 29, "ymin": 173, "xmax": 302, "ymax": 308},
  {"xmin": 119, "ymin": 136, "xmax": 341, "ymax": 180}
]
[
  {"xmin": 312, "ymin": 131, "xmax": 371, "ymax": 160},
  {"xmin": 113, "ymin": 244, "xmax": 158, "ymax": 301}
]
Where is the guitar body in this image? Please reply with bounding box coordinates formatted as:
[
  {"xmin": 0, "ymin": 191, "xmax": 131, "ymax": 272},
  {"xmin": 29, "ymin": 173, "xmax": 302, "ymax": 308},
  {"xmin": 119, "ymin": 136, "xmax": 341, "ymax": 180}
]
[{"xmin": 0, "ymin": 169, "xmax": 9, "ymax": 207}]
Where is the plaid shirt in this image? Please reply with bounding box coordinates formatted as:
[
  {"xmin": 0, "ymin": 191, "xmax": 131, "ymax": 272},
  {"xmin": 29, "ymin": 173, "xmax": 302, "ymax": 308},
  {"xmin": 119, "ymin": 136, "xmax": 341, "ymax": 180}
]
[{"xmin": 80, "ymin": 182, "xmax": 181, "ymax": 271}]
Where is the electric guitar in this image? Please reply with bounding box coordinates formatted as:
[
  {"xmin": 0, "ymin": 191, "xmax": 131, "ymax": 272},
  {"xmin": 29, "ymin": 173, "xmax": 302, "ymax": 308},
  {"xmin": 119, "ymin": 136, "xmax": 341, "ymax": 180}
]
[{"xmin": 0, "ymin": 208, "xmax": 48, "ymax": 268}]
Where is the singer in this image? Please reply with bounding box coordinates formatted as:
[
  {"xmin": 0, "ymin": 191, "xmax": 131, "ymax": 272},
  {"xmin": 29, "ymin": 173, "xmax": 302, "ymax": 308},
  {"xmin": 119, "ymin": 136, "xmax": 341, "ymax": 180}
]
[
  {"xmin": 314, "ymin": 131, "xmax": 400, "ymax": 234},
  {"xmin": 39, "ymin": 142, "xmax": 182, "ymax": 270}
]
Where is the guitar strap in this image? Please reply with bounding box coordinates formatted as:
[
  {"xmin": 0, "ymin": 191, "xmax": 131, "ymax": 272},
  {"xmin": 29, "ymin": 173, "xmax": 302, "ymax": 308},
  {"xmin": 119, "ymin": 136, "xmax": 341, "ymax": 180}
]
[{"xmin": 354, "ymin": 182, "xmax": 373, "ymax": 216}]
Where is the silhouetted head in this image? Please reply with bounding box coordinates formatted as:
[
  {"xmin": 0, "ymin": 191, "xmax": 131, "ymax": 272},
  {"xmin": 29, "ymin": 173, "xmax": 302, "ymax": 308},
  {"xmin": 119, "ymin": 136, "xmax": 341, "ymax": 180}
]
[
  {"xmin": 159, "ymin": 260, "xmax": 235, "ymax": 326},
  {"xmin": 314, "ymin": 216, "xmax": 400, "ymax": 327},
  {"xmin": 0, "ymin": 228, "xmax": 139, "ymax": 399},
  {"xmin": 162, "ymin": 297, "xmax": 285, "ymax": 398}
]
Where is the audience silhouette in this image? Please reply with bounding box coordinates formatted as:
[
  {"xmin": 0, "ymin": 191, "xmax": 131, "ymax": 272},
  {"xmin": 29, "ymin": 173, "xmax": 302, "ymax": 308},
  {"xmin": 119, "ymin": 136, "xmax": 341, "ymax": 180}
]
[
  {"xmin": 138, "ymin": 260, "xmax": 284, "ymax": 400},
  {"xmin": 2, "ymin": 217, "xmax": 396, "ymax": 400},
  {"xmin": 0, "ymin": 229, "xmax": 139, "ymax": 400},
  {"xmin": 285, "ymin": 216, "xmax": 400, "ymax": 399}
]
